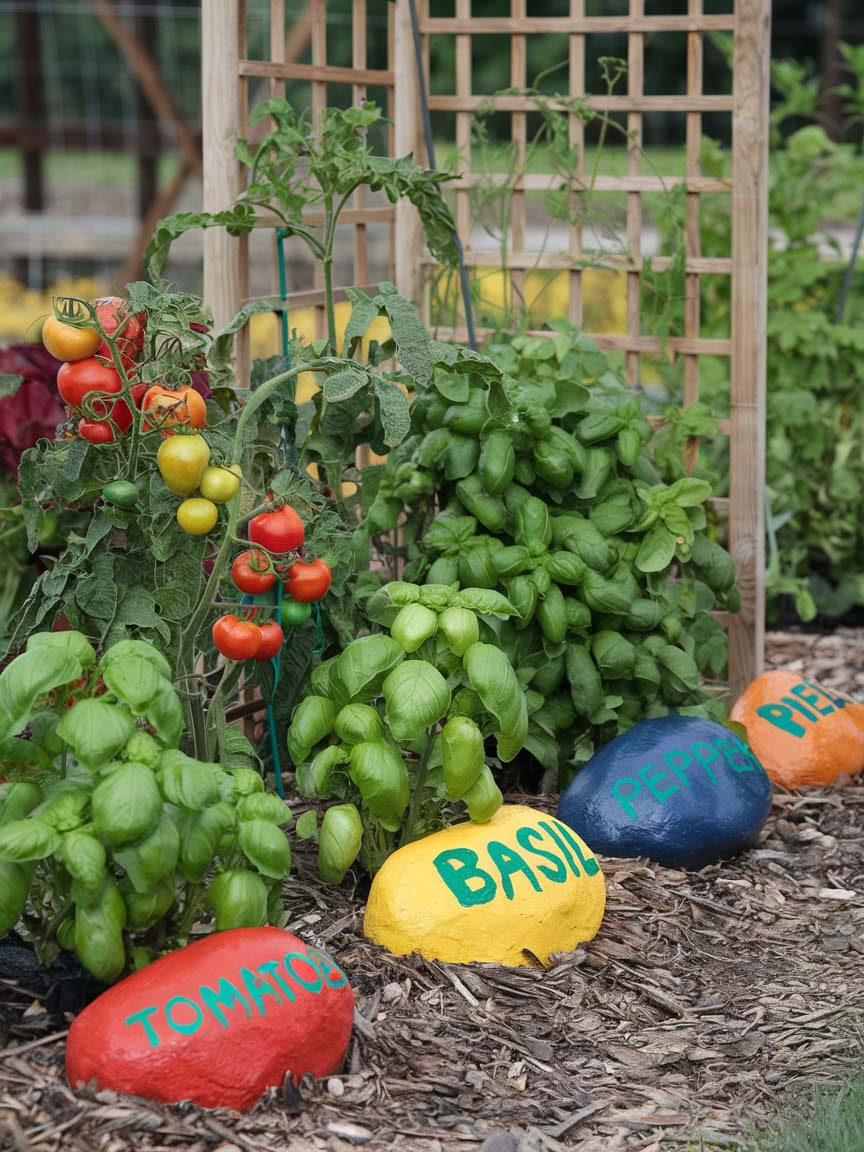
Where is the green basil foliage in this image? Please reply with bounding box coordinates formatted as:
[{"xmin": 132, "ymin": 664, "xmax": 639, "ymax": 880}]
[
  {"xmin": 0, "ymin": 631, "xmax": 291, "ymax": 982},
  {"xmin": 285, "ymin": 584, "xmax": 528, "ymax": 882},
  {"xmin": 361, "ymin": 322, "xmax": 737, "ymax": 782}
]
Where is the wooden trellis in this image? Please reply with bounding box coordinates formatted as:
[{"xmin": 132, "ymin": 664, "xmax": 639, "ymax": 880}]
[{"xmin": 202, "ymin": 0, "xmax": 770, "ymax": 698}]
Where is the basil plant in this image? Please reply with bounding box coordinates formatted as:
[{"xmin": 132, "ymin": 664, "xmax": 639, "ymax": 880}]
[
  {"xmin": 0, "ymin": 631, "xmax": 290, "ymax": 983},
  {"xmin": 286, "ymin": 583, "xmax": 529, "ymax": 881}
]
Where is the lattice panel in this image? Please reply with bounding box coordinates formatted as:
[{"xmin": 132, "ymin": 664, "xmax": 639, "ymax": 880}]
[
  {"xmin": 202, "ymin": 0, "xmax": 769, "ymax": 696},
  {"xmin": 402, "ymin": 0, "xmax": 769, "ymax": 696}
]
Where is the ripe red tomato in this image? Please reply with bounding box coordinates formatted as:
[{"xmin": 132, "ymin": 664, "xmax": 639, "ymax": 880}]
[
  {"xmin": 285, "ymin": 557, "xmax": 332, "ymax": 602},
  {"xmin": 95, "ymin": 296, "xmax": 145, "ymax": 361},
  {"xmin": 255, "ymin": 621, "xmax": 284, "ymax": 661},
  {"xmin": 58, "ymin": 358, "xmax": 123, "ymax": 412},
  {"xmin": 130, "ymin": 382, "xmax": 148, "ymax": 408},
  {"xmin": 78, "ymin": 419, "xmax": 116, "ymax": 444},
  {"xmin": 248, "ymin": 506, "xmax": 305, "ymax": 554},
  {"xmin": 232, "ymin": 549, "xmax": 276, "ymax": 595},
  {"xmin": 212, "ymin": 614, "xmax": 262, "ymax": 661}
]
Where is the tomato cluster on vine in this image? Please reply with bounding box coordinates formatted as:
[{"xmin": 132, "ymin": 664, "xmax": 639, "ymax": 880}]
[{"xmin": 212, "ymin": 505, "xmax": 332, "ymax": 663}]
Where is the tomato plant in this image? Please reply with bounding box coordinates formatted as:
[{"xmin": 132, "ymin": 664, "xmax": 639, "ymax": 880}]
[
  {"xmin": 255, "ymin": 620, "xmax": 284, "ymax": 661},
  {"xmin": 249, "ymin": 505, "xmax": 305, "ymax": 554},
  {"xmin": 232, "ymin": 549, "xmax": 275, "ymax": 594},
  {"xmin": 57, "ymin": 358, "xmax": 124, "ymax": 411},
  {"xmin": 213, "ymin": 614, "xmax": 262, "ymax": 661},
  {"xmin": 142, "ymin": 384, "xmax": 207, "ymax": 432},
  {"xmin": 285, "ymin": 557, "xmax": 331, "ymax": 602},
  {"xmin": 42, "ymin": 316, "xmax": 100, "ymax": 362},
  {"xmin": 176, "ymin": 497, "xmax": 218, "ymax": 536}
]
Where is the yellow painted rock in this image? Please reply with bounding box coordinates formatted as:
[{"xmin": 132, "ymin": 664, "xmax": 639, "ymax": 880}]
[{"xmin": 363, "ymin": 805, "xmax": 605, "ymax": 966}]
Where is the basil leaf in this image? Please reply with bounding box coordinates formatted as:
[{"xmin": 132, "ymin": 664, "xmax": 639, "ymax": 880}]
[
  {"xmin": 0, "ymin": 649, "xmax": 82, "ymax": 739},
  {"xmin": 238, "ymin": 819, "xmax": 292, "ymax": 879},
  {"xmin": 0, "ymin": 818, "xmax": 60, "ymax": 862},
  {"xmin": 57, "ymin": 699, "xmax": 135, "ymax": 769},
  {"xmin": 463, "ymin": 642, "xmax": 528, "ymax": 762},
  {"xmin": 91, "ymin": 763, "xmax": 162, "ymax": 846},
  {"xmin": 101, "ymin": 656, "xmax": 162, "ymax": 713},
  {"xmin": 336, "ymin": 635, "xmax": 405, "ymax": 703},
  {"xmin": 383, "ymin": 661, "xmax": 451, "ymax": 741}
]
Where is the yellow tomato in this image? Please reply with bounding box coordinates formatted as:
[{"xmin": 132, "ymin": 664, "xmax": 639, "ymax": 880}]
[
  {"xmin": 42, "ymin": 316, "xmax": 101, "ymax": 362},
  {"xmin": 199, "ymin": 464, "xmax": 242, "ymax": 503},
  {"xmin": 156, "ymin": 434, "xmax": 211, "ymax": 496},
  {"xmin": 176, "ymin": 497, "xmax": 219, "ymax": 536}
]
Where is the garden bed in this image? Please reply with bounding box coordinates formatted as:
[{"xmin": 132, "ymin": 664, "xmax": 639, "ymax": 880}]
[{"xmin": 2, "ymin": 629, "xmax": 863, "ymax": 1152}]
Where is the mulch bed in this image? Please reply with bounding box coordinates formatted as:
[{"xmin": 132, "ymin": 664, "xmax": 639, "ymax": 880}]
[{"xmin": 2, "ymin": 629, "xmax": 864, "ymax": 1152}]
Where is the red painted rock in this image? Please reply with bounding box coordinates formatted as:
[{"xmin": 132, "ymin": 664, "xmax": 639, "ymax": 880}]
[{"xmin": 66, "ymin": 927, "xmax": 353, "ymax": 1111}]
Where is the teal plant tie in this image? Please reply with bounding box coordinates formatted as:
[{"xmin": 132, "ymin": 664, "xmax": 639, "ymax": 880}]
[
  {"xmin": 276, "ymin": 227, "xmax": 290, "ymax": 354},
  {"xmin": 241, "ymin": 587, "xmax": 286, "ymax": 800},
  {"xmin": 312, "ymin": 601, "xmax": 325, "ymax": 655}
]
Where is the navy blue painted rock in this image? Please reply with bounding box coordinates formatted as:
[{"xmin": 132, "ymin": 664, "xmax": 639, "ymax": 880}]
[{"xmin": 557, "ymin": 716, "xmax": 772, "ymax": 870}]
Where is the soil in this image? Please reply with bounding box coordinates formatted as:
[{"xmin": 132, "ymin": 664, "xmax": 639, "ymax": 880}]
[{"xmin": 1, "ymin": 629, "xmax": 863, "ymax": 1152}]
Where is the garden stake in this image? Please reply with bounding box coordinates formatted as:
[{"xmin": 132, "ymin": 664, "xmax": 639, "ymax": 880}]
[{"xmin": 407, "ymin": 0, "xmax": 476, "ymax": 351}]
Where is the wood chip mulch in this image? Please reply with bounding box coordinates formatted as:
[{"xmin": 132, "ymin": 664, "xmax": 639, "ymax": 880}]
[{"xmin": 1, "ymin": 629, "xmax": 863, "ymax": 1152}]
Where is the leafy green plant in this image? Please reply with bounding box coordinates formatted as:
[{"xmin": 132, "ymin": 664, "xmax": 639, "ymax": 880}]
[
  {"xmin": 286, "ymin": 582, "xmax": 530, "ymax": 880},
  {"xmin": 360, "ymin": 322, "xmax": 736, "ymax": 781},
  {"xmin": 0, "ymin": 630, "xmax": 291, "ymax": 982},
  {"xmin": 147, "ymin": 100, "xmax": 459, "ymax": 357},
  {"xmin": 664, "ymin": 48, "xmax": 864, "ymax": 622}
]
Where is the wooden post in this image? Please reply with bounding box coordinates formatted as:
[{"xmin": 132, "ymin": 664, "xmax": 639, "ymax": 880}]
[
  {"xmin": 202, "ymin": 0, "xmax": 249, "ymax": 385},
  {"xmin": 393, "ymin": 0, "xmax": 422, "ymax": 307},
  {"xmin": 729, "ymin": 0, "xmax": 770, "ymax": 699}
]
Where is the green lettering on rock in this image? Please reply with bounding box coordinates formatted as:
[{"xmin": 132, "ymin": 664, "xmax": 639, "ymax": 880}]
[
  {"xmin": 663, "ymin": 749, "xmax": 693, "ymax": 788},
  {"xmin": 556, "ymin": 822, "xmax": 601, "ymax": 876},
  {"xmin": 284, "ymin": 951, "xmax": 323, "ymax": 994},
  {"xmin": 433, "ymin": 848, "xmax": 497, "ymax": 907},
  {"xmin": 165, "ymin": 995, "xmax": 203, "ymax": 1036},
  {"xmin": 792, "ymin": 683, "xmax": 833, "ymax": 716},
  {"xmin": 609, "ymin": 777, "xmax": 642, "ymax": 821},
  {"xmin": 257, "ymin": 960, "xmax": 297, "ymax": 1002},
  {"xmin": 307, "ymin": 945, "xmax": 349, "ymax": 989},
  {"xmin": 539, "ymin": 820, "xmax": 580, "ymax": 877},
  {"xmin": 200, "ymin": 978, "xmax": 252, "ymax": 1028},
  {"xmin": 486, "ymin": 840, "xmax": 542, "ymax": 900},
  {"xmin": 516, "ymin": 826, "xmax": 567, "ymax": 883},
  {"xmin": 756, "ymin": 703, "xmax": 806, "ymax": 738},
  {"xmin": 240, "ymin": 966, "xmax": 282, "ymax": 1016},
  {"xmin": 691, "ymin": 742, "xmax": 719, "ymax": 784},
  {"xmin": 637, "ymin": 763, "xmax": 680, "ymax": 803},
  {"xmin": 124, "ymin": 1005, "xmax": 161, "ymax": 1049}
]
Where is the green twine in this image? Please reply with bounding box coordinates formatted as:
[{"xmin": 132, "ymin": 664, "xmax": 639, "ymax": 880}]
[{"xmin": 276, "ymin": 227, "xmax": 290, "ymax": 353}]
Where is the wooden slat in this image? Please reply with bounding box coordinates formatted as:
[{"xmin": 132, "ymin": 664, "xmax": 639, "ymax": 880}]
[
  {"xmin": 625, "ymin": 0, "xmax": 644, "ymax": 387},
  {"xmin": 203, "ymin": 0, "xmax": 249, "ymax": 384},
  {"xmin": 246, "ymin": 283, "xmax": 384, "ymax": 310},
  {"xmin": 510, "ymin": 0, "xmax": 527, "ymax": 317},
  {"xmin": 429, "ymin": 94, "xmax": 733, "ymax": 113},
  {"xmin": 421, "ymin": 16, "xmax": 736, "ymax": 33},
  {"xmin": 254, "ymin": 206, "xmax": 397, "ymax": 229},
  {"xmin": 239, "ymin": 59, "xmax": 393, "ymax": 85},
  {"xmin": 311, "ymin": 0, "xmax": 327, "ymax": 341},
  {"xmin": 352, "ymin": 0, "xmax": 369, "ymax": 292},
  {"xmin": 434, "ymin": 326, "xmax": 731, "ymax": 357},
  {"xmin": 394, "ymin": 0, "xmax": 423, "ymax": 306},
  {"xmin": 684, "ymin": 0, "xmax": 703, "ymax": 421},
  {"xmin": 448, "ymin": 172, "xmax": 731, "ymax": 193},
  {"xmin": 421, "ymin": 250, "xmax": 733, "ymax": 275},
  {"xmin": 728, "ymin": 0, "xmax": 770, "ymax": 698},
  {"xmin": 455, "ymin": 0, "xmax": 472, "ymax": 329},
  {"xmin": 269, "ymin": 0, "xmax": 285, "ymax": 100},
  {"xmin": 568, "ymin": 0, "xmax": 585, "ymax": 329}
]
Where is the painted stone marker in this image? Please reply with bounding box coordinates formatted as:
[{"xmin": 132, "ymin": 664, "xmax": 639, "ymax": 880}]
[
  {"xmin": 557, "ymin": 716, "xmax": 772, "ymax": 870},
  {"xmin": 730, "ymin": 670, "xmax": 864, "ymax": 789},
  {"xmin": 66, "ymin": 927, "xmax": 354, "ymax": 1111},
  {"xmin": 363, "ymin": 804, "xmax": 605, "ymax": 967}
]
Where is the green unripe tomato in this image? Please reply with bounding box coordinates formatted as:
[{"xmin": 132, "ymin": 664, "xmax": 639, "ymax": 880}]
[
  {"xmin": 280, "ymin": 599, "xmax": 312, "ymax": 628},
  {"xmin": 102, "ymin": 480, "xmax": 140, "ymax": 508}
]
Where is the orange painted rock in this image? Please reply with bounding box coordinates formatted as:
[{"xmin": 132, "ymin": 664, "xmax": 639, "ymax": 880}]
[
  {"xmin": 730, "ymin": 671, "xmax": 864, "ymax": 789},
  {"xmin": 66, "ymin": 928, "xmax": 353, "ymax": 1111}
]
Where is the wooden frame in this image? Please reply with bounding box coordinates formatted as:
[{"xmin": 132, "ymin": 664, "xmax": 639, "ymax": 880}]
[{"xmin": 201, "ymin": 0, "xmax": 770, "ymax": 697}]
